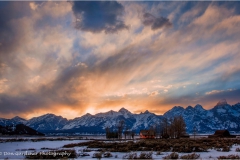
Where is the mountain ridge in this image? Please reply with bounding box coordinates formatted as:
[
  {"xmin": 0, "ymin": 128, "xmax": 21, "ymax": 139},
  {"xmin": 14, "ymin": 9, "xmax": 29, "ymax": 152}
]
[{"xmin": 1, "ymin": 101, "xmax": 240, "ymax": 134}]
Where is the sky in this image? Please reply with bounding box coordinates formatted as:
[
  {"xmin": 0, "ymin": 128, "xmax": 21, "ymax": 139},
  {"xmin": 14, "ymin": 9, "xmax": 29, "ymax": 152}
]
[{"xmin": 0, "ymin": 1, "xmax": 240, "ymax": 119}]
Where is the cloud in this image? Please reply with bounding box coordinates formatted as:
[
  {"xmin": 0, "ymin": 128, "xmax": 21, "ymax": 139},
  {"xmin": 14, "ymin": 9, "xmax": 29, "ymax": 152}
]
[
  {"xmin": 0, "ymin": 1, "xmax": 240, "ymax": 119},
  {"xmin": 202, "ymin": 89, "xmax": 240, "ymax": 107},
  {"xmin": 141, "ymin": 12, "xmax": 172, "ymax": 30},
  {"xmin": 0, "ymin": 2, "xmax": 31, "ymax": 51},
  {"xmin": 75, "ymin": 62, "xmax": 88, "ymax": 68},
  {"xmin": 149, "ymin": 91, "xmax": 158, "ymax": 96},
  {"xmin": 0, "ymin": 78, "xmax": 8, "ymax": 93},
  {"xmin": 72, "ymin": 1, "xmax": 129, "ymax": 33},
  {"xmin": 0, "ymin": 2, "xmax": 31, "ymax": 63},
  {"xmin": 29, "ymin": 2, "xmax": 38, "ymax": 10},
  {"xmin": 206, "ymin": 90, "xmax": 224, "ymax": 95}
]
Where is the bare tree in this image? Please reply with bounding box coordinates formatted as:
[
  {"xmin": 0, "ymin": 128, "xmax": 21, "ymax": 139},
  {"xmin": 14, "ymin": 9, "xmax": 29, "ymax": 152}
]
[
  {"xmin": 173, "ymin": 116, "xmax": 186, "ymax": 138},
  {"xmin": 158, "ymin": 115, "xmax": 186, "ymax": 139},
  {"xmin": 169, "ymin": 118, "xmax": 174, "ymax": 138},
  {"xmin": 117, "ymin": 120, "xmax": 125, "ymax": 139},
  {"xmin": 160, "ymin": 117, "xmax": 169, "ymax": 138}
]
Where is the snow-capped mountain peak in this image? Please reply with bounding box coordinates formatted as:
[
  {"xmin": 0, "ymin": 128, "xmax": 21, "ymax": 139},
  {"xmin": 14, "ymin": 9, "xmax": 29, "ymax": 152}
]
[
  {"xmin": 118, "ymin": 107, "xmax": 131, "ymax": 114},
  {"xmin": 144, "ymin": 110, "xmax": 150, "ymax": 114},
  {"xmin": 11, "ymin": 116, "xmax": 26, "ymax": 122},
  {"xmin": 194, "ymin": 104, "xmax": 205, "ymax": 112},
  {"xmin": 164, "ymin": 106, "xmax": 184, "ymax": 117},
  {"xmin": 1, "ymin": 101, "xmax": 240, "ymax": 134},
  {"xmin": 186, "ymin": 106, "xmax": 193, "ymax": 110},
  {"xmin": 25, "ymin": 113, "xmax": 68, "ymax": 131},
  {"xmin": 216, "ymin": 99, "xmax": 228, "ymax": 106}
]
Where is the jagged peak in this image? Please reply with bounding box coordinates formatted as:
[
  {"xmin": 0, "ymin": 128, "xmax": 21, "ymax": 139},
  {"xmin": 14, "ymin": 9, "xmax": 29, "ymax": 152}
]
[
  {"xmin": 236, "ymin": 102, "xmax": 240, "ymax": 105},
  {"xmin": 194, "ymin": 104, "xmax": 204, "ymax": 111},
  {"xmin": 144, "ymin": 110, "xmax": 150, "ymax": 114},
  {"xmin": 11, "ymin": 116, "xmax": 26, "ymax": 120},
  {"xmin": 216, "ymin": 99, "xmax": 228, "ymax": 106},
  {"xmin": 172, "ymin": 106, "xmax": 184, "ymax": 110},
  {"xmin": 194, "ymin": 104, "xmax": 203, "ymax": 108},
  {"xmin": 118, "ymin": 107, "xmax": 131, "ymax": 114},
  {"xmin": 186, "ymin": 106, "xmax": 193, "ymax": 110},
  {"xmin": 31, "ymin": 113, "xmax": 60, "ymax": 120},
  {"xmin": 42, "ymin": 113, "xmax": 56, "ymax": 116},
  {"xmin": 82, "ymin": 113, "xmax": 92, "ymax": 117}
]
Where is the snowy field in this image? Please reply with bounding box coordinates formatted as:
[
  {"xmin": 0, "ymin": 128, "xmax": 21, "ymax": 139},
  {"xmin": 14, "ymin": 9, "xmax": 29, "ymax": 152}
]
[
  {"xmin": 0, "ymin": 138, "xmax": 240, "ymax": 159},
  {"xmin": 0, "ymin": 140, "xmax": 86, "ymax": 159},
  {"xmin": 74, "ymin": 146, "xmax": 240, "ymax": 159},
  {"xmin": 0, "ymin": 135, "xmax": 106, "ymax": 140}
]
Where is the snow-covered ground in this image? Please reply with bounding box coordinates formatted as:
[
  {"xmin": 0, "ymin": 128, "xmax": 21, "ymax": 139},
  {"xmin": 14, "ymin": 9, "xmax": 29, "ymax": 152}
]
[
  {"xmin": 75, "ymin": 145, "xmax": 240, "ymax": 159},
  {"xmin": 0, "ymin": 140, "xmax": 87, "ymax": 159},
  {"xmin": 0, "ymin": 135, "xmax": 95, "ymax": 140},
  {"xmin": 0, "ymin": 139, "xmax": 240, "ymax": 159}
]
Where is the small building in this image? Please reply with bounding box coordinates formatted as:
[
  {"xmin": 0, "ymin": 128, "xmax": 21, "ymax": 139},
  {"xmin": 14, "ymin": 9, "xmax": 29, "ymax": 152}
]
[
  {"xmin": 208, "ymin": 130, "xmax": 236, "ymax": 138},
  {"xmin": 140, "ymin": 130, "xmax": 156, "ymax": 139}
]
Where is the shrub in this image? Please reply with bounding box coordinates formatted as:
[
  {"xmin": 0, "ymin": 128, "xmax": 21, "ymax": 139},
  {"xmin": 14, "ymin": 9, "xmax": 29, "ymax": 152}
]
[
  {"xmin": 92, "ymin": 152, "xmax": 102, "ymax": 158},
  {"xmin": 79, "ymin": 152, "xmax": 90, "ymax": 157},
  {"xmin": 236, "ymin": 148, "xmax": 240, "ymax": 152},
  {"xmin": 222, "ymin": 146, "xmax": 230, "ymax": 152},
  {"xmin": 103, "ymin": 152, "xmax": 113, "ymax": 158},
  {"xmin": 163, "ymin": 152, "xmax": 179, "ymax": 159},
  {"xmin": 138, "ymin": 152, "xmax": 153, "ymax": 159},
  {"xmin": 122, "ymin": 152, "xmax": 152, "ymax": 159},
  {"xmin": 217, "ymin": 154, "xmax": 240, "ymax": 159},
  {"xmin": 180, "ymin": 153, "xmax": 200, "ymax": 159},
  {"xmin": 122, "ymin": 152, "xmax": 137, "ymax": 159},
  {"xmin": 156, "ymin": 151, "xmax": 162, "ymax": 155},
  {"xmin": 83, "ymin": 148, "xmax": 92, "ymax": 152}
]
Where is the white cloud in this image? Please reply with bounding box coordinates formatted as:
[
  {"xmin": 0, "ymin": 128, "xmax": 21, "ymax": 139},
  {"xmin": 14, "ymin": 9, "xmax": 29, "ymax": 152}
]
[
  {"xmin": 206, "ymin": 89, "xmax": 237, "ymax": 95},
  {"xmin": 75, "ymin": 62, "xmax": 88, "ymax": 68},
  {"xmin": 206, "ymin": 90, "xmax": 224, "ymax": 95}
]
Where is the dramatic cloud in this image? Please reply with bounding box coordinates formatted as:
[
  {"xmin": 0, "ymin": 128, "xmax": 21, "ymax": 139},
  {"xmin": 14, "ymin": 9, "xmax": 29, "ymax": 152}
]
[
  {"xmin": 72, "ymin": 1, "xmax": 129, "ymax": 33},
  {"xmin": 0, "ymin": 1, "xmax": 240, "ymax": 119},
  {"xmin": 0, "ymin": 2, "xmax": 31, "ymax": 67},
  {"xmin": 141, "ymin": 12, "xmax": 172, "ymax": 30}
]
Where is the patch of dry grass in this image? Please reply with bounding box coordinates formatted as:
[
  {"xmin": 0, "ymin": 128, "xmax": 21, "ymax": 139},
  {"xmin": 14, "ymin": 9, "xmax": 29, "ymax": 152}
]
[{"xmin": 217, "ymin": 154, "xmax": 240, "ymax": 159}]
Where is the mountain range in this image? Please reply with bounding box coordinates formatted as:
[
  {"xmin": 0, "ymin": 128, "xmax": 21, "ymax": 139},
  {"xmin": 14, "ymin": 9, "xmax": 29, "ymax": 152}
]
[{"xmin": 1, "ymin": 101, "xmax": 240, "ymax": 134}]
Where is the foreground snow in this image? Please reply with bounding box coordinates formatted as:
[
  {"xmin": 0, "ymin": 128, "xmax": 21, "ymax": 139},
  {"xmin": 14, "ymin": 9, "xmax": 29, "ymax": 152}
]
[
  {"xmin": 0, "ymin": 140, "xmax": 86, "ymax": 159},
  {"xmin": 0, "ymin": 140, "xmax": 240, "ymax": 159},
  {"xmin": 75, "ymin": 145, "xmax": 240, "ymax": 159}
]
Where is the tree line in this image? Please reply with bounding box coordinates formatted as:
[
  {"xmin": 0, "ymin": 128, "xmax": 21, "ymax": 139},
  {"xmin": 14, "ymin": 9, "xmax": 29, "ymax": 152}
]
[
  {"xmin": 158, "ymin": 116, "xmax": 186, "ymax": 138},
  {"xmin": 105, "ymin": 115, "xmax": 187, "ymax": 139}
]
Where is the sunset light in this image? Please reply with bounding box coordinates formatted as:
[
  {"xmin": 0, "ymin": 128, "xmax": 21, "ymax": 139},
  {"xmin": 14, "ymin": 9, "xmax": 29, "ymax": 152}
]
[{"xmin": 0, "ymin": 1, "xmax": 240, "ymax": 119}]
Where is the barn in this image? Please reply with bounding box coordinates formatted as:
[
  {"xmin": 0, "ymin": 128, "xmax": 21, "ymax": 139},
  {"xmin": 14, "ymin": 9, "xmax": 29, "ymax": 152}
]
[
  {"xmin": 140, "ymin": 130, "xmax": 156, "ymax": 139},
  {"xmin": 208, "ymin": 130, "xmax": 236, "ymax": 138}
]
